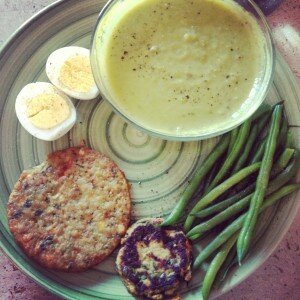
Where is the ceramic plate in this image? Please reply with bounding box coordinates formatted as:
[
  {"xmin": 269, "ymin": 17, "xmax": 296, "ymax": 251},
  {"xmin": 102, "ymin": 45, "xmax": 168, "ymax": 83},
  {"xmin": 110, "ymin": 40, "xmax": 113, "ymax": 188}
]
[{"xmin": 0, "ymin": 1, "xmax": 299, "ymax": 299}]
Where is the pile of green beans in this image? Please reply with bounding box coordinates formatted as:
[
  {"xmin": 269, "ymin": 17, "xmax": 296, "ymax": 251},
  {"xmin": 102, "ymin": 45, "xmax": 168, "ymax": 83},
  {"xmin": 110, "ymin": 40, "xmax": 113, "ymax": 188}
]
[
  {"xmin": 161, "ymin": 103, "xmax": 300, "ymax": 300},
  {"xmin": 190, "ymin": 154, "xmax": 299, "ymax": 221},
  {"xmin": 198, "ymin": 184, "xmax": 300, "ymax": 299},
  {"xmin": 193, "ymin": 184, "xmax": 300, "ymax": 270},
  {"xmin": 183, "ymin": 162, "xmax": 261, "ymax": 232},
  {"xmin": 187, "ymin": 155, "xmax": 298, "ymax": 240}
]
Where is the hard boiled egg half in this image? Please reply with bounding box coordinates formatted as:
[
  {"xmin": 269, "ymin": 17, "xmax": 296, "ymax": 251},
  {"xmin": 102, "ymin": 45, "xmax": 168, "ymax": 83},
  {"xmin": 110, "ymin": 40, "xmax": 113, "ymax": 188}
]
[
  {"xmin": 46, "ymin": 46, "xmax": 99, "ymax": 100},
  {"xmin": 15, "ymin": 82, "xmax": 76, "ymax": 141}
]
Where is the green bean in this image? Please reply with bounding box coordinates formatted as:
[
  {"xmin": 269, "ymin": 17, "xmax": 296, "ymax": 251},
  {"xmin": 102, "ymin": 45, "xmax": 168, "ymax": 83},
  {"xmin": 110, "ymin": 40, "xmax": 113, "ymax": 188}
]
[
  {"xmin": 267, "ymin": 152, "xmax": 300, "ymax": 190},
  {"xmin": 250, "ymin": 137, "xmax": 266, "ymax": 163},
  {"xmin": 231, "ymin": 124, "xmax": 258, "ymax": 174},
  {"xmin": 161, "ymin": 135, "xmax": 230, "ymax": 226},
  {"xmin": 252, "ymin": 102, "xmax": 282, "ymax": 124},
  {"xmin": 213, "ymin": 246, "xmax": 237, "ymax": 287},
  {"xmin": 238, "ymin": 128, "xmax": 287, "ymax": 192},
  {"xmin": 256, "ymin": 112, "xmax": 271, "ymax": 133},
  {"xmin": 201, "ymin": 234, "xmax": 238, "ymax": 300},
  {"xmin": 194, "ymin": 153, "xmax": 299, "ymax": 220},
  {"xmin": 191, "ymin": 189, "xmax": 253, "ymax": 220},
  {"xmin": 203, "ymin": 159, "xmax": 221, "ymax": 194},
  {"xmin": 228, "ymin": 113, "xmax": 270, "ymax": 195},
  {"xmin": 206, "ymin": 120, "xmax": 251, "ymax": 193},
  {"xmin": 247, "ymin": 106, "xmax": 276, "ymax": 164},
  {"xmin": 237, "ymin": 105, "xmax": 283, "ymax": 263},
  {"xmin": 285, "ymin": 129, "xmax": 293, "ymax": 148},
  {"xmin": 228, "ymin": 128, "xmax": 239, "ymax": 154},
  {"xmin": 183, "ymin": 162, "xmax": 261, "ymax": 232},
  {"xmin": 193, "ymin": 213, "xmax": 242, "ymax": 270},
  {"xmin": 193, "ymin": 183, "xmax": 300, "ymax": 270},
  {"xmin": 252, "ymin": 103, "xmax": 272, "ymax": 119},
  {"xmin": 261, "ymin": 184, "xmax": 300, "ymax": 210},
  {"xmin": 250, "ymin": 112, "xmax": 287, "ymax": 165},
  {"xmin": 277, "ymin": 115, "xmax": 288, "ymax": 150},
  {"xmin": 271, "ymin": 148, "xmax": 294, "ymax": 176},
  {"xmin": 187, "ymin": 193, "xmax": 252, "ymax": 238}
]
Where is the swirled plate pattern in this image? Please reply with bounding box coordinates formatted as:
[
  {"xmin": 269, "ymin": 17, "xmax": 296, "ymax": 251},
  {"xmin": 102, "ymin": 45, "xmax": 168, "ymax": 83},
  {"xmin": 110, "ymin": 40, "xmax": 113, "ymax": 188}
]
[{"xmin": 0, "ymin": 1, "xmax": 299, "ymax": 299}]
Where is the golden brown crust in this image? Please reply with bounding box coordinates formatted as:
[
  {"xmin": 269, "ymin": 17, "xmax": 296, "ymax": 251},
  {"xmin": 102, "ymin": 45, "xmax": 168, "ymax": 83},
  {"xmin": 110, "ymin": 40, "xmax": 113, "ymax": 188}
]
[{"xmin": 7, "ymin": 147, "xmax": 131, "ymax": 272}]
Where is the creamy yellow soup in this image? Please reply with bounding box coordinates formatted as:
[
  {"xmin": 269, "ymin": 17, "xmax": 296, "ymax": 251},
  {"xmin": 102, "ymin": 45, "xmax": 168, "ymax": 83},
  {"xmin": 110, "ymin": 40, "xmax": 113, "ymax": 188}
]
[{"xmin": 99, "ymin": 0, "xmax": 265, "ymax": 137}]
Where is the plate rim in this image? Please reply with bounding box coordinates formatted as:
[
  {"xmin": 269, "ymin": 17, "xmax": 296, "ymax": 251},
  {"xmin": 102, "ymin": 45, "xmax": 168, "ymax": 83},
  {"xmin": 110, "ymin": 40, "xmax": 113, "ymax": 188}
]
[
  {"xmin": 0, "ymin": 1, "xmax": 299, "ymax": 299},
  {"xmin": 0, "ymin": 0, "xmax": 67, "ymax": 55}
]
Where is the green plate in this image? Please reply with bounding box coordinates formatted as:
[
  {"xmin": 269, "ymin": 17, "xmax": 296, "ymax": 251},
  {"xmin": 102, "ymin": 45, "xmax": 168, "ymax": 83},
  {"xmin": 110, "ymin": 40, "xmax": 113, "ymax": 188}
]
[{"xmin": 0, "ymin": 1, "xmax": 299, "ymax": 299}]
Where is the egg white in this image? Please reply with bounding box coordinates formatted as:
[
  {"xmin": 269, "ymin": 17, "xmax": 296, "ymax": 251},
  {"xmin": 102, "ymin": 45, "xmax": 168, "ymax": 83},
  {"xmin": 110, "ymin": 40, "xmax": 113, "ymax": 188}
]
[
  {"xmin": 15, "ymin": 82, "xmax": 77, "ymax": 141},
  {"xmin": 46, "ymin": 46, "xmax": 100, "ymax": 100}
]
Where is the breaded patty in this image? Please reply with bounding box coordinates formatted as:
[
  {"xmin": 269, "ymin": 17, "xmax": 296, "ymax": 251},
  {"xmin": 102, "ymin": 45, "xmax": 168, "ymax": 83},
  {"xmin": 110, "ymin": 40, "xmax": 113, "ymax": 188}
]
[
  {"xmin": 7, "ymin": 146, "xmax": 131, "ymax": 272},
  {"xmin": 116, "ymin": 218, "xmax": 192, "ymax": 299}
]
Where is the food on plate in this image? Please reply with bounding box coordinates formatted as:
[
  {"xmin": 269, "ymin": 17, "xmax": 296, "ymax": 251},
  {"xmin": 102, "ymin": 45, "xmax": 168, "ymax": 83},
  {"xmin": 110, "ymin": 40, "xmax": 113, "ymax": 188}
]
[
  {"xmin": 16, "ymin": 46, "xmax": 100, "ymax": 141},
  {"xmin": 237, "ymin": 104, "xmax": 282, "ymax": 262},
  {"xmin": 201, "ymin": 234, "xmax": 238, "ymax": 300},
  {"xmin": 161, "ymin": 103, "xmax": 300, "ymax": 299},
  {"xmin": 197, "ymin": 184, "xmax": 300, "ymax": 300},
  {"xmin": 183, "ymin": 162, "xmax": 261, "ymax": 231},
  {"xmin": 116, "ymin": 218, "xmax": 192, "ymax": 299},
  {"xmin": 187, "ymin": 152, "xmax": 299, "ymax": 240},
  {"xmin": 7, "ymin": 146, "xmax": 131, "ymax": 272},
  {"xmin": 46, "ymin": 46, "xmax": 99, "ymax": 100},
  {"xmin": 15, "ymin": 82, "xmax": 76, "ymax": 141},
  {"xmin": 193, "ymin": 184, "xmax": 300, "ymax": 270},
  {"xmin": 96, "ymin": 0, "xmax": 265, "ymax": 137}
]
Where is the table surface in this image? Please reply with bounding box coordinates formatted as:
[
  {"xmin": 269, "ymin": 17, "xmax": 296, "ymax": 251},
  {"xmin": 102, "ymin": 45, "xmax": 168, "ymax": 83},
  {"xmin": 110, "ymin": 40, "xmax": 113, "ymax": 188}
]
[{"xmin": 0, "ymin": 0, "xmax": 299, "ymax": 299}]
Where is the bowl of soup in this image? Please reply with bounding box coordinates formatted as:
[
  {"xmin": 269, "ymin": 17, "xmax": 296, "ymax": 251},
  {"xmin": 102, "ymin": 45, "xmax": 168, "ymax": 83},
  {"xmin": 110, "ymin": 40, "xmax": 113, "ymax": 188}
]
[{"xmin": 91, "ymin": 0, "xmax": 274, "ymax": 141}]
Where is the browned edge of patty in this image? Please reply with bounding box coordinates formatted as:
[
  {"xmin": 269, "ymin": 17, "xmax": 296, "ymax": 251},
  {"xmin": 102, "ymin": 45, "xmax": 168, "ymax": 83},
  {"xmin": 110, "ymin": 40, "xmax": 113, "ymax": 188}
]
[{"xmin": 7, "ymin": 146, "xmax": 132, "ymax": 272}]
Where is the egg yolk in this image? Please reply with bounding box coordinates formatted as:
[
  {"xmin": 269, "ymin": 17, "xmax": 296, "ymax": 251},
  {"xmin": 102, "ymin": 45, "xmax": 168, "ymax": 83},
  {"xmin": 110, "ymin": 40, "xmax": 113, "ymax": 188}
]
[
  {"xmin": 26, "ymin": 94, "xmax": 70, "ymax": 129},
  {"xmin": 59, "ymin": 56, "xmax": 94, "ymax": 92}
]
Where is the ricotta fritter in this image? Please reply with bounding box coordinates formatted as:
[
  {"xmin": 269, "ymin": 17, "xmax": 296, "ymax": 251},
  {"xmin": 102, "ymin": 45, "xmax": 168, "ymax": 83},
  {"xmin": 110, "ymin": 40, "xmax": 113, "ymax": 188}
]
[{"xmin": 7, "ymin": 146, "xmax": 131, "ymax": 272}]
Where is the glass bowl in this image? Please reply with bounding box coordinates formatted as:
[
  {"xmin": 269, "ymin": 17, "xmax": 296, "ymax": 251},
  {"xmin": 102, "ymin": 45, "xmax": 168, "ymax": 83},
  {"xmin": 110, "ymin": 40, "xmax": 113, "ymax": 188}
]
[{"xmin": 91, "ymin": 0, "xmax": 274, "ymax": 141}]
